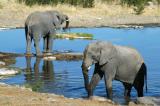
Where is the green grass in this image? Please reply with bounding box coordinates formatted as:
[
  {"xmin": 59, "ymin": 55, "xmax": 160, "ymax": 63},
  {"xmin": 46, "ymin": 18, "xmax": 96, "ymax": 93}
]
[
  {"xmin": 24, "ymin": 81, "xmax": 44, "ymax": 92},
  {"xmin": 55, "ymin": 32, "xmax": 93, "ymax": 40},
  {"xmin": 74, "ymin": 33, "xmax": 93, "ymax": 37}
]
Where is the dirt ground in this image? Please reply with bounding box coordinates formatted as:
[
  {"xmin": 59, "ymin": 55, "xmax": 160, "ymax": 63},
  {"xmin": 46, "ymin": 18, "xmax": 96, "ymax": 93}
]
[
  {"xmin": 0, "ymin": 0, "xmax": 160, "ymax": 28},
  {"xmin": 0, "ymin": 83, "xmax": 146, "ymax": 106},
  {"xmin": 0, "ymin": 83, "xmax": 115, "ymax": 106}
]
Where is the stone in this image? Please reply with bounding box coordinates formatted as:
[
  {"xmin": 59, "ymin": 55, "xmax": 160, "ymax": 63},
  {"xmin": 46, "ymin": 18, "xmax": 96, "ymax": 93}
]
[
  {"xmin": 43, "ymin": 56, "xmax": 56, "ymax": 60},
  {"xmin": 137, "ymin": 97, "xmax": 160, "ymax": 106},
  {"xmin": 0, "ymin": 61, "xmax": 5, "ymax": 66},
  {"xmin": 0, "ymin": 67, "xmax": 20, "ymax": 76}
]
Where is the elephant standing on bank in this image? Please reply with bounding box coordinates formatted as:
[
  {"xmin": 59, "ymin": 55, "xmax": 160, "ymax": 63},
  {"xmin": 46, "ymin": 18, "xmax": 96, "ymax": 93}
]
[
  {"xmin": 25, "ymin": 10, "xmax": 69, "ymax": 56},
  {"xmin": 81, "ymin": 41, "xmax": 147, "ymax": 100}
]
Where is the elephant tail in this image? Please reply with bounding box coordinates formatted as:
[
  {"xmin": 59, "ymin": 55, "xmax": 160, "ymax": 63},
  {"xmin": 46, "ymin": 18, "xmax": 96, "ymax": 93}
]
[{"xmin": 143, "ymin": 63, "xmax": 147, "ymax": 93}]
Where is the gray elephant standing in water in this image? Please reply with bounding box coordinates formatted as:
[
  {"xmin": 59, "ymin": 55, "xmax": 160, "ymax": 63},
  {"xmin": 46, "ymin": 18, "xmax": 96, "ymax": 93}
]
[
  {"xmin": 25, "ymin": 10, "xmax": 69, "ymax": 56},
  {"xmin": 81, "ymin": 41, "xmax": 147, "ymax": 100}
]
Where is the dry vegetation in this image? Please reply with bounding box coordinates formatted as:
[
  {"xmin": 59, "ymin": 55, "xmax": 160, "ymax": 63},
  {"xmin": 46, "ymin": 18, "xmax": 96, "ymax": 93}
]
[{"xmin": 0, "ymin": 0, "xmax": 160, "ymax": 28}]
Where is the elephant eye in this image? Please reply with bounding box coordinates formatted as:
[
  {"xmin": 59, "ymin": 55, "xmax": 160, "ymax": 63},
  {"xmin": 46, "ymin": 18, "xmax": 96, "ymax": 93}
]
[{"xmin": 92, "ymin": 55, "xmax": 97, "ymax": 59}]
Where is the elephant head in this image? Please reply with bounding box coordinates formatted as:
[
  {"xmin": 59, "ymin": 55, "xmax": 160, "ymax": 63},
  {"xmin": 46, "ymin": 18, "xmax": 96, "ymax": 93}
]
[
  {"xmin": 81, "ymin": 41, "xmax": 116, "ymax": 89},
  {"xmin": 46, "ymin": 11, "xmax": 69, "ymax": 30},
  {"xmin": 82, "ymin": 41, "xmax": 115, "ymax": 71},
  {"xmin": 58, "ymin": 14, "xmax": 69, "ymax": 30}
]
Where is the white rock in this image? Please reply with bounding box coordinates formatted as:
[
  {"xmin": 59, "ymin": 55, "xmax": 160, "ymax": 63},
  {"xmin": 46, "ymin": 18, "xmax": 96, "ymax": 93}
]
[
  {"xmin": 43, "ymin": 56, "xmax": 56, "ymax": 60},
  {"xmin": 47, "ymin": 98, "xmax": 57, "ymax": 102},
  {"xmin": 0, "ymin": 68, "xmax": 19, "ymax": 76},
  {"xmin": 137, "ymin": 97, "xmax": 160, "ymax": 106},
  {"xmin": 0, "ymin": 61, "xmax": 5, "ymax": 65},
  {"xmin": 91, "ymin": 96, "xmax": 108, "ymax": 102}
]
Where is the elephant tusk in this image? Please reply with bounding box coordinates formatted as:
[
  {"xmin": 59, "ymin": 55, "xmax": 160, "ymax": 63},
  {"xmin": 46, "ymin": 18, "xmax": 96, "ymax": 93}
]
[{"xmin": 88, "ymin": 66, "xmax": 91, "ymax": 70}]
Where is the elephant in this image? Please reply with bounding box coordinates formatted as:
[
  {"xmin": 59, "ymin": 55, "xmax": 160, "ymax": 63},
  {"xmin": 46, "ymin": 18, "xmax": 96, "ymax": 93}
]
[
  {"xmin": 25, "ymin": 10, "xmax": 69, "ymax": 56},
  {"xmin": 81, "ymin": 41, "xmax": 147, "ymax": 100}
]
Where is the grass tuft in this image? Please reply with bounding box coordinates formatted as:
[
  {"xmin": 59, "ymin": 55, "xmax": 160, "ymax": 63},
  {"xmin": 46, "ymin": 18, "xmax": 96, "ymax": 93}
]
[{"xmin": 55, "ymin": 33, "xmax": 93, "ymax": 40}]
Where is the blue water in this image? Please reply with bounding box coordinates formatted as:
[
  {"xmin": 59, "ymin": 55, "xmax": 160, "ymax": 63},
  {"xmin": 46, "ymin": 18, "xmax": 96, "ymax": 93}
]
[{"xmin": 0, "ymin": 27, "xmax": 160, "ymax": 104}]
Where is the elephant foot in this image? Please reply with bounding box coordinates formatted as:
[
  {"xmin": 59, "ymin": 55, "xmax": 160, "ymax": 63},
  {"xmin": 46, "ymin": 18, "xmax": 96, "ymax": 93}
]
[
  {"xmin": 36, "ymin": 52, "xmax": 43, "ymax": 57},
  {"xmin": 88, "ymin": 96, "xmax": 94, "ymax": 100},
  {"xmin": 25, "ymin": 53, "xmax": 32, "ymax": 57},
  {"xmin": 124, "ymin": 96, "xmax": 131, "ymax": 104}
]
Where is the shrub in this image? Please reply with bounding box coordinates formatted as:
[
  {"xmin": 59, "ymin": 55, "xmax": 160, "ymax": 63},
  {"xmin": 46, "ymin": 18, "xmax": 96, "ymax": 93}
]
[
  {"xmin": 17, "ymin": 0, "xmax": 94, "ymax": 7},
  {"xmin": 120, "ymin": 0, "xmax": 151, "ymax": 14},
  {"xmin": 0, "ymin": 2, "xmax": 3, "ymax": 9}
]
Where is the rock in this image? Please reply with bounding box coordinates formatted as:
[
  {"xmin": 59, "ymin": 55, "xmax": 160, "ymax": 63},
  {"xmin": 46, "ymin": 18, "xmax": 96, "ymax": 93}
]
[
  {"xmin": 137, "ymin": 97, "xmax": 160, "ymax": 106},
  {"xmin": 47, "ymin": 97, "xmax": 57, "ymax": 102},
  {"xmin": 0, "ymin": 61, "xmax": 5, "ymax": 66},
  {"xmin": 128, "ymin": 101, "xmax": 137, "ymax": 106},
  {"xmin": 0, "ymin": 67, "xmax": 20, "ymax": 76},
  {"xmin": 43, "ymin": 56, "xmax": 56, "ymax": 60}
]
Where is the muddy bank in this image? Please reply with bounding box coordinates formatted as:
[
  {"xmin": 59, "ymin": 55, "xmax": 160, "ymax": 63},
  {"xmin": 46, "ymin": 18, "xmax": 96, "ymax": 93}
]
[
  {"xmin": 0, "ymin": 83, "xmax": 115, "ymax": 106},
  {"xmin": 0, "ymin": 52, "xmax": 83, "ymax": 61},
  {"xmin": 0, "ymin": 83, "xmax": 148, "ymax": 106}
]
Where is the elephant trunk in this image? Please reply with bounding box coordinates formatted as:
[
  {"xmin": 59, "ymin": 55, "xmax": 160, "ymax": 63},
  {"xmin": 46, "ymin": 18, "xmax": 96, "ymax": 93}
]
[
  {"xmin": 63, "ymin": 17, "xmax": 69, "ymax": 30},
  {"xmin": 81, "ymin": 63, "xmax": 90, "ymax": 91}
]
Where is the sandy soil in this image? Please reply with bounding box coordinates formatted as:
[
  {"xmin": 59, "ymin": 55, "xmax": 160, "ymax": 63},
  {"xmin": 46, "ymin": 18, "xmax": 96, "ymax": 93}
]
[
  {"xmin": 0, "ymin": 83, "xmax": 117, "ymax": 106},
  {"xmin": 0, "ymin": 83, "xmax": 146, "ymax": 106},
  {"xmin": 0, "ymin": 0, "xmax": 160, "ymax": 28}
]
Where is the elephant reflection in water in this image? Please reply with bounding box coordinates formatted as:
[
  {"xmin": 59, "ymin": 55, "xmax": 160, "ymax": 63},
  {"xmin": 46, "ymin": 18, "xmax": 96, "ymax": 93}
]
[{"xmin": 25, "ymin": 57, "xmax": 54, "ymax": 84}]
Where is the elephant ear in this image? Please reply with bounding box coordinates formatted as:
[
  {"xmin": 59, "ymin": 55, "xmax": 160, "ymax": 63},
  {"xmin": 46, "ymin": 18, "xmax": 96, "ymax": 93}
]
[
  {"xmin": 52, "ymin": 14, "xmax": 61, "ymax": 29},
  {"xmin": 99, "ymin": 42, "xmax": 116, "ymax": 66},
  {"xmin": 56, "ymin": 14, "xmax": 60, "ymax": 21}
]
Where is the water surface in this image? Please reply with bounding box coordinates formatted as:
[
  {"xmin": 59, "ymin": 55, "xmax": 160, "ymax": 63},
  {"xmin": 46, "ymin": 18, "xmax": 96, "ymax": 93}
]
[{"xmin": 0, "ymin": 27, "xmax": 160, "ymax": 104}]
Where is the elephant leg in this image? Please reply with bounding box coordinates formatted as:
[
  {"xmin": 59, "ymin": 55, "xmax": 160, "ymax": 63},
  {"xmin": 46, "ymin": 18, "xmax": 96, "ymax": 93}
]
[
  {"xmin": 103, "ymin": 63, "xmax": 116, "ymax": 100},
  {"xmin": 46, "ymin": 31, "xmax": 54, "ymax": 53},
  {"xmin": 123, "ymin": 82, "xmax": 132, "ymax": 103},
  {"xmin": 33, "ymin": 34, "xmax": 41, "ymax": 56},
  {"xmin": 104, "ymin": 74, "xmax": 113, "ymax": 99},
  {"xmin": 25, "ymin": 56, "xmax": 32, "ymax": 72},
  {"xmin": 46, "ymin": 34, "xmax": 53, "ymax": 53},
  {"xmin": 123, "ymin": 82, "xmax": 132, "ymax": 97},
  {"xmin": 134, "ymin": 76, "xmax": 144, "ymax": 97},
  {"xmin": 43, "ymin": 37, "xmax": 47, "ymax": 53},
  {"xmin": 26, "ymin": 34, "xmax": 32, "ymax": 55},
  {"xmin": 88, "ymin": 63, "xmax": 103, "ymax": 98},
  {"xmin": 134, "ymin": 64, "xmax": 145, "ymax": 97},
  {"xmin": 134, "ymin": 84, "xmax": 144, "ymax": 97}
]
